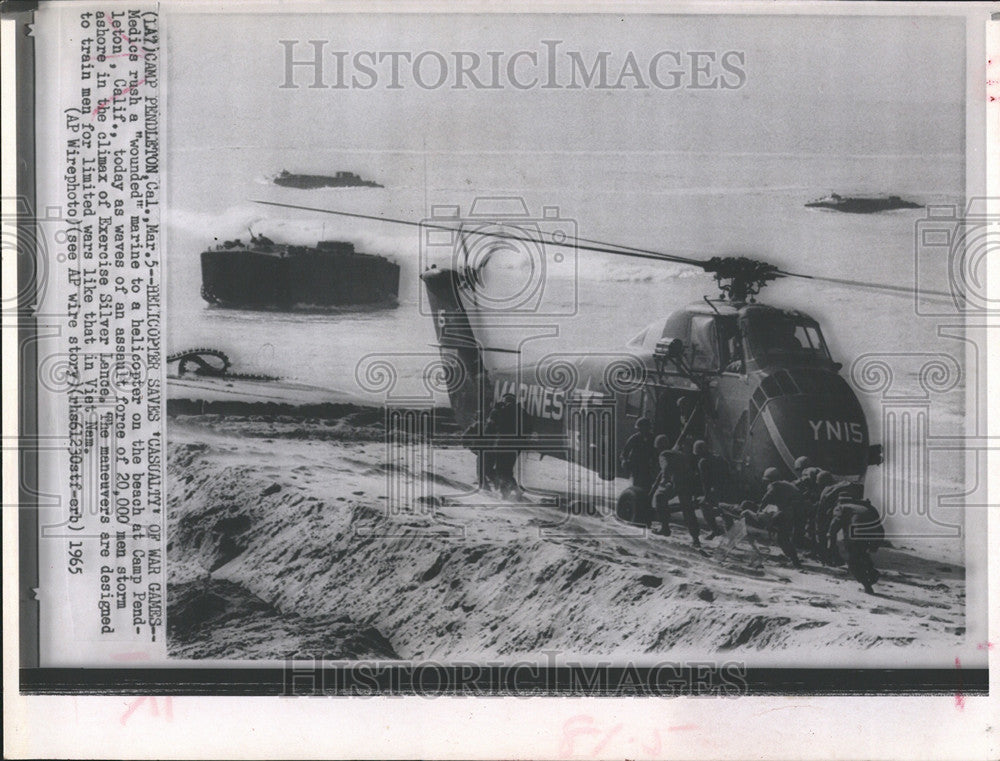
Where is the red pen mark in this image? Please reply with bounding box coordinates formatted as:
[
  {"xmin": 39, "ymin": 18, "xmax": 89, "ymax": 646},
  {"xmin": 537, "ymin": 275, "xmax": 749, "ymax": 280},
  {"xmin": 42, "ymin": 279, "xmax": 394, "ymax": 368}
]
[
  {"xmin": 640, "ymin": 728, "xmax": 661, "ymax": 756},
  {"xmin": 589, "ymin": 722, "xmax": 622, "ymax": 757},
  {"xmin": 977, "ymin": 641, "xmax": 994, "ymax": 650},
  {"xmin": 120, "ymin": 696, "xmax": 173, "ymax": 726},
  {"xmin": 954, "ymin": 656, "xmax": 964, "ymax": 710},
  {"xmin": 559, "ymin": 715, "xmax": 600, "ymax": 758},
  {"xmin": 105, "ymin": 13, "xmax": 136, "ymax": 45},
  {"xmin": 91, "ymin": 79, "xmax": 146, "ymax": 117},
  {"xmin": 559, "ymin": 716, "xmax": 697, "ymax": 757}
]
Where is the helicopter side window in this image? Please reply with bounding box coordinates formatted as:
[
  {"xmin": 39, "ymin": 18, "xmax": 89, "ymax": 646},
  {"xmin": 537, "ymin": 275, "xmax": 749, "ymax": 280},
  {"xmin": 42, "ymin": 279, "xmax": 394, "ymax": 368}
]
[
  {"xmin": 626, "ymin": 327, "xmax": 648, "ymax": 349},
  {"xmin": 716, "ymin": 318, "xmax": 744, "ymax": 374},
  {"xmin": 624, "ymin": 389, "xmax": 644, "ymax": 418},
  {"xmin": 689, "ymin": 316, "xmax": 721, "ymax": 372}
]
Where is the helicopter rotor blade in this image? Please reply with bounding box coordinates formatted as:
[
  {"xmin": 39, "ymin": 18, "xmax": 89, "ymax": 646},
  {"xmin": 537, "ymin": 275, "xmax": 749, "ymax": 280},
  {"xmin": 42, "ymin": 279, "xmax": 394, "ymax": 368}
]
[
  {"xmin": 252, "ymin": 200, "xmax": 707, "ymax": 267},
  {"xmin": 253, "ymin": 200, "xmax": 958, "ymax": 302},
  {"xmin": 775, "ymin": 268, "xmax": 956, "ymax": 301}
]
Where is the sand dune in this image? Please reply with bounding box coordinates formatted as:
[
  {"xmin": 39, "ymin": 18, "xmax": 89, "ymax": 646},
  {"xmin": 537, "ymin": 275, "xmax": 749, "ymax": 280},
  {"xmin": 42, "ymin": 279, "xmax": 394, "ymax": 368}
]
[{"xmin": 167, "ymin": 411, "xmax": 965, "ymax": 662}]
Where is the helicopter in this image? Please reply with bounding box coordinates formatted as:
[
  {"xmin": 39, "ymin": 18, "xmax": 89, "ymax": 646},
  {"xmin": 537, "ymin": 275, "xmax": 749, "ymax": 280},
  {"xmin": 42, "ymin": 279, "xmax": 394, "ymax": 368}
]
[{"xmin": 254, "ymin": 199, "xmax": 954, "ymax": 519}]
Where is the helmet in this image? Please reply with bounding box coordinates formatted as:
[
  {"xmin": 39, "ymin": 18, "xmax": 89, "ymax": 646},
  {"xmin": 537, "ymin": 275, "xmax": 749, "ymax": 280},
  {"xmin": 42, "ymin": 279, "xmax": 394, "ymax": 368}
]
[
  {"xmin": 816, "ymin": 471, "xmax": 835, "ymax": 488},
  {"xmin": 692, "ymin": 440, "xmax": 708, "ymax": 457},
  {"xmin": 793, "ymin": 456, "xmax": 811, "ymax": 472},
  {"xmin": 762, "ymin": 467, "xmax": 781, "ymax": 483},
  {"xmin": 654, "ymin": 434, "xmax": 670, "ymax": 451},
  {"xmin": 636, "ymin": 417, "xmax": 652, "ymax": 431}
]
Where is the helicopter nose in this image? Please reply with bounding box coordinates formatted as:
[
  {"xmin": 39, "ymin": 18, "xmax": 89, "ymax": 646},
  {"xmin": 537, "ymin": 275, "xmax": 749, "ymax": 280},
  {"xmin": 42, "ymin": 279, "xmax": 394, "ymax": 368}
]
[{"xmin": 747, "ymin": 369, "xmax": 869, "ymax": 478}]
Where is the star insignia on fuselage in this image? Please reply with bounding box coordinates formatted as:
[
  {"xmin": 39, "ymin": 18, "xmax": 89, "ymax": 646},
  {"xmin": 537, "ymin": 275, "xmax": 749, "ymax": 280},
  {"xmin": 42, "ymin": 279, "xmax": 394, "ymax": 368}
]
[{"xmin": 569, "ymin": 375, "xmax": 604, "ymax": 407}]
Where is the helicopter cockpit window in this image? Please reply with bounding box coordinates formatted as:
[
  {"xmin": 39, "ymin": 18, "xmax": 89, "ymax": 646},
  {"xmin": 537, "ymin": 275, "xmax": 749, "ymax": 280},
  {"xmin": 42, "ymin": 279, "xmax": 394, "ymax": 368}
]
[
  {"xmin": 689, "ymin": 316, "xmax": 721, "ymax": 371},
  {"xmin": 795, "ymin": 325, "xmax": 827, "ymax": 353},
  {"xmin": 745, "ymin": 312, "xmax": 831, "ymax": 365}
]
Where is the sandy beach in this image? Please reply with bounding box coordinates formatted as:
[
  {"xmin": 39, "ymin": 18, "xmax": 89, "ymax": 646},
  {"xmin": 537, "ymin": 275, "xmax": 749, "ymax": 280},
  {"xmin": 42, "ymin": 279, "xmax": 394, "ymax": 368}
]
[{"xmin": 167, "ymin": 407, "xmax": 966, "ymax": 663}]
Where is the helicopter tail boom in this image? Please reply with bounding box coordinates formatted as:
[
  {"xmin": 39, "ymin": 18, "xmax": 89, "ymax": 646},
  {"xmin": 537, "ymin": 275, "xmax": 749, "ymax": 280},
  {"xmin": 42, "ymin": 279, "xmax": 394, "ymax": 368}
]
[{"xmin": 420, "ymin": 267, "xmax": 489, "ymax": 431}]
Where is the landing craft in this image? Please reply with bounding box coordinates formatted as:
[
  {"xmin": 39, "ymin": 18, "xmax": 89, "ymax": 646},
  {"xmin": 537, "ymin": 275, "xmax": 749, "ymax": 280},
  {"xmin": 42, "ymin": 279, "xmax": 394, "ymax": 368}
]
[{"xmin": 255, "ymin": 200, "xmax": 954, "ymax": 520}]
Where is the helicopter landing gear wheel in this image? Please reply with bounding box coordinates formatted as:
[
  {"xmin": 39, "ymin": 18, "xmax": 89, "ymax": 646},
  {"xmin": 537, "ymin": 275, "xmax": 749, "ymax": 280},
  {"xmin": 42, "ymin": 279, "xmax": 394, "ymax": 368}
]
[{"xmin": 616, "ymin": 486, "xmax": 649, "ymax": 526}]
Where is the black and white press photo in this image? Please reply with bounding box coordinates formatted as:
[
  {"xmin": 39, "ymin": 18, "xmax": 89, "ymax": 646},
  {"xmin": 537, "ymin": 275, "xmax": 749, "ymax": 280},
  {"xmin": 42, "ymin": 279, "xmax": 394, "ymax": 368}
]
[
  {"xmin": 5, "ymin": 1, "xmax": 997, "ymax": 759},
  {"xmin": 160, "ymin": 9, "xmax": 982, "ymax": 665}
]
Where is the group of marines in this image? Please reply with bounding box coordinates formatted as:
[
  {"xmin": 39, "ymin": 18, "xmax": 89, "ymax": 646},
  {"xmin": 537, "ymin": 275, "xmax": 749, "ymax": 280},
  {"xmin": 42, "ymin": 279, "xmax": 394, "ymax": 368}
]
[{"xmin": 620, "ymin": 417, "xmax": 884, "ymax": 594}]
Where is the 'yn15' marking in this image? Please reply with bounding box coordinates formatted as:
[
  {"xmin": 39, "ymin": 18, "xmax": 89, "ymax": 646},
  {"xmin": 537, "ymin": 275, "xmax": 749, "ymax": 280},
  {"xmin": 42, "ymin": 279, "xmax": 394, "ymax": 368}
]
[{"xmin": 808, "ymin": 419, "xmax": 864, "ymax": 443}]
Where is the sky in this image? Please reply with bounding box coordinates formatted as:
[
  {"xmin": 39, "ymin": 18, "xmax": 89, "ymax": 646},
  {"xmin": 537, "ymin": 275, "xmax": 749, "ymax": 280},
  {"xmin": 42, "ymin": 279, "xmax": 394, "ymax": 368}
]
[{"xmin": 163, "ymin": 10, "xmax": 966, "ymax": 160}]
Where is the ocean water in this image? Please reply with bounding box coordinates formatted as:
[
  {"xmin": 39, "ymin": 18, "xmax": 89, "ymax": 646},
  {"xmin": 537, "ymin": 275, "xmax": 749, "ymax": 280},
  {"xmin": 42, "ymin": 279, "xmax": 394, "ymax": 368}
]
[
  {"xmin": 164, "ymin": 149, "xmax": 968, "ymax": 548},
  {"xmin": 165, "ymin": 149, "xmax": 964, "ymax": 392}
]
